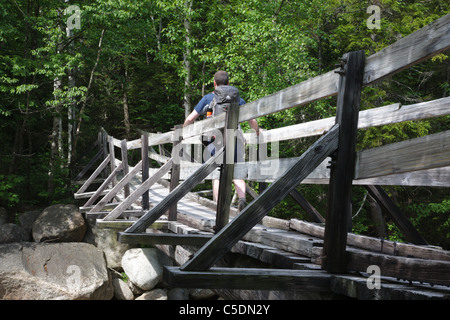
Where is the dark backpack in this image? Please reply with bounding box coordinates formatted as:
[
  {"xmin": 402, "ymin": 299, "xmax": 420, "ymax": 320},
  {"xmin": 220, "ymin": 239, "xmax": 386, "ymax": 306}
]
[{"xmin": 203, "ymin": 85, "xmax": 240, "ymax": 118}]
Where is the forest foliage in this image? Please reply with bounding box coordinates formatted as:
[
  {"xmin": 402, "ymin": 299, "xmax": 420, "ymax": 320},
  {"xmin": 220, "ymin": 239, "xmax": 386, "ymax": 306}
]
[{"xmin": 0, "ymin": 0, "xmax": 449, "ymax": 248}]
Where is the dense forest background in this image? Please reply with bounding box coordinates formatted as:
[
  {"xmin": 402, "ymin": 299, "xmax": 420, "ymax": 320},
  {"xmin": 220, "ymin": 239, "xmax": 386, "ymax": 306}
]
[{"xmin": 1, "ymin": 0, "xmax": 449, "ymax": 248}]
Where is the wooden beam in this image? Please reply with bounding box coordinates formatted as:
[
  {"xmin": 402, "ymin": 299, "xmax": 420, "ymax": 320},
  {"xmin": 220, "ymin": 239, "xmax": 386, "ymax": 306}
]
[
  {"xmin": 75, "ymin": 155, "xmax": 110, "ymax": 195},
  {"xmin": 169, "ymin": 125, "xmax": 182, "ymax": 221},
  {"xmin": 355, "ymin": 130, "xmax": 450, "ymax": 179},
  {"xmin": 124, "ymin": 147, "xmax": 224, "ymax": 233},
  {"xmin": 164, "ymin": 267, "xmax": 332, "ymax": 291},
  {"xmin": 289, "ymin": 189, "xmax": 325, "ymax": 223},
  {"xmin": 83, "ymin": 162, "xmax": 123, "ymax": 207},
  {"xmin": 89, "ymin": 161, "xmax": 142, "ymax": 213},
  {"xmin": 102, "ymin": 159, "xmax": 174, "ymax": 221},
  {"xmin": 365, "ymin": 185, "xmax": 428, "ymax": 245},
  {"xmin": 345, "ymin": 247, "xmax": 450, "ymax": 287},
  {"xmin": 322, "ymin": 50, "xmax": 365, "ymax": 273},
  {"xmin": 180, "ymin": 124, "xmax": 339, "ymax": 271},
  {"xmin": 118, "ymin": 232, "xmax": 212, "ymax": 246},
  {"xmin": 141, "ymin": 133, "xmax": 150, "ymax": 210},
  {"xmin": 216, "ymin": 99, "xmax": 240, "ymax": 231}
]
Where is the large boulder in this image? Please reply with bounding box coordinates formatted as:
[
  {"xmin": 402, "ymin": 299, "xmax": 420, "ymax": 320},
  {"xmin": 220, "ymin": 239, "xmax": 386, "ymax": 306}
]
[
  {"xmin": 121, "ymin": 248, "xmax": 164, "ymax": 291},
  {"xmin": 0, "ymin": 242, "xmax": 113, "ymax": 300},
  {"xmin": 32, "ymin": 204, "xmax": 86, "ymax": 242},
  {"xmin": 0, "ymin": 223, "xmax": 30, "ymax": 244}
]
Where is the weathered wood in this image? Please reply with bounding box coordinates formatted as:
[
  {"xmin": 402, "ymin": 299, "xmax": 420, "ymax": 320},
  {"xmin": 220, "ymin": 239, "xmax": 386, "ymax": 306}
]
[
  {"xmin": 124, "ymin": 147, "xmax": 224, "ymax": 233},
  {"xmin": 289, "ymin": 189, "xmax": 325, "ymax": 223},
  {"xmin": 102, "ymin": 159, "xmax": 174, "ymax": 221},
  {"xmin": 96, "ymin": 219, "xmax": 168, "ymax": 230},
  {"xmin": 75, "ymin": 155, "xmax": 110, "ymax": 195},
  {"xmin": 355, "ymin": 130, "xmax": 450, "ymax": 179},
  {"xmin": 141, "ymin": 133, "xmax": 150, "ymax": 210},
  {"xmin": 118, "ymin": 232, "xmax": 212, "ymax": 246},
  {"xmin": 89, "ymin": 161, "xmax": 143, "ymax": 213},
  {"xmin": 83, "ymin": 162, "xmax": 124, "ymax": 207},
  {"xmin": 363, "ymin": 12, "xmax": 450, "ymax": 85},
  {"xmin": 243, "ymin": 96, "xmax": 450, "ymax": 143},
  {"xmin": 323, "ymin": 50, "xmax": 365, "ymax": 273},
  {"xmin": 164, "ymin": 267, "xmax": 332, "ymax": 291},
  {"xmin": 180, "ymin": 124, "xmax": 339, "ymax": 271},
  {"xmin": 290, "ymin": 219, "xmax": 450, "ymax": 262},
  {"xmin": 169, "ymin": 125, "xmax": 182, "ymax": 221},
  {"xmin": 216, "ymin": 100, "xmax": 240, "ymax": 231},
  {"xmin": 108, "ymin": 136, "xmax": 116, "ymax": 187},
  {"xmin": 330, "ymin": 274, "xmax": 450, "ymax": 300},
  {"xmin": 345, "ymin": 247, "xmax": 450, "ymax": 287},
  {"xmin": 120, "ymin": 139, "xmax": 130, "ymax": 198},
  {"xmin": 365, "ymin": 185, "xmax": 428, "ymax": 245}
]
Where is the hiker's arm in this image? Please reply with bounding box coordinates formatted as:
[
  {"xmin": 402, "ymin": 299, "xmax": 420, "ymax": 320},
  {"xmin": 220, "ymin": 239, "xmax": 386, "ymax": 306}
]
[
  {"xmin": 183, "ymin": 110, "xmax": 200, "ymax": 127},
  {"xmin": 248, "ymin": 119, "xmax": 259, "ymax": 136}
]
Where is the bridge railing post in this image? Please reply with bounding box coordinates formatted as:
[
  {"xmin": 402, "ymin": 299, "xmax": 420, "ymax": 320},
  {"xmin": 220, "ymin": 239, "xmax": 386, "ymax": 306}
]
[
  {"xmin": 215, "ymin": 100, "xmax": 240, "ymax": 231},
  {"xmin": 322, "ymin": 50, "xmax": 365, "ymax": 273}
]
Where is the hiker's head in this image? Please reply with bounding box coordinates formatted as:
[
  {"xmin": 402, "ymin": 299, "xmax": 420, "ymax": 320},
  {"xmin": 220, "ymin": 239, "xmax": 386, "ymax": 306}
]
[{"xmin": 214, "ymin": 70, "xmax": 229, "ymax": 86}]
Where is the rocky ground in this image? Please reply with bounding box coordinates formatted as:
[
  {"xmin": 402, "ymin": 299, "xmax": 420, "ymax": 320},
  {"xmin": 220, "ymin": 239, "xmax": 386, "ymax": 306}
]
[{"xmin": 0, "ymin": 205, "xmax": 218, "ymax": 300}]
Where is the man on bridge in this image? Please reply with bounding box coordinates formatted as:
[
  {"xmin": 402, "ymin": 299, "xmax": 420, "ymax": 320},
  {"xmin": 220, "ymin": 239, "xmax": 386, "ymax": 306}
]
[{"xmin": 183, "ymin": 70, "xmax": 260, "ymax": 212}]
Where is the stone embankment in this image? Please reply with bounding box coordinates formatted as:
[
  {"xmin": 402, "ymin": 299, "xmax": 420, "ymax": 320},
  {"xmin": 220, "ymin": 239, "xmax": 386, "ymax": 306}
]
[{"xmin": 0, "ymin": 205, "xmax": 217, "ymax": 300}]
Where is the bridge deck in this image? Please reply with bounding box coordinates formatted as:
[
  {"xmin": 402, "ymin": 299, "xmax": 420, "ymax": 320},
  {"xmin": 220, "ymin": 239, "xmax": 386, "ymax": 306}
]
[{"xmin": 93, "ymin": 181, "xmax": 450, "ymax": 300}]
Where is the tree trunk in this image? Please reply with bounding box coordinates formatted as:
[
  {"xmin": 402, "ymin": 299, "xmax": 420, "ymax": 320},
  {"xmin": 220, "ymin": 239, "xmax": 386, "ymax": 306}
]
[
  {"xmin": 183, "ymin": 0, "xmax": 193, "ymax": 119},
  {"xmin": 122, "ymin": 63, "xmax": 131, "ymax": 139}
]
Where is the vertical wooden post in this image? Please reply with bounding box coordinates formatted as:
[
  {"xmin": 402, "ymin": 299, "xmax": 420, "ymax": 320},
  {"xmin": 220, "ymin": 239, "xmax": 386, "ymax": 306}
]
[
  {"xmin": 215, "ymin": 101, "xmax": 240, "ymax": 231},
  {"xmin": 108, "ymin": 135, "xmax": 116, "ymax": 186},
  {"xmin": 169, "ymin": 125, "xmax": 182, "ymax": 221},
  {"xmin": 141, "ymin": 132, "xmax": 150, "ymax": 210},
  {"xmin": 322, "ymin": 50, "xmax": 365, "ymax": 273},
  {"xmin": 121, "ymin": 139, "xmax": 130, "ymax": 198}
]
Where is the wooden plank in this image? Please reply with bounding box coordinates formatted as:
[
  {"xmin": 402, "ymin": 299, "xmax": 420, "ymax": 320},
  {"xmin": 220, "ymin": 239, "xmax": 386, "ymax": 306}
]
[
  {"xmin": 141, "ymin": 133, "xmax": 150, "ymax": 210},
  {"xmin": 169, "ymin": 125, "xmax": 182, "ymax": 221},
  {"xmin": 120, "ymin": 139, "xmax": 130, "ymax": 198},
  {"xmin": 124, "ymin": 147, "xmax": 225, "ymax": 233},
  {"xmin": 363, "ymin": 13, "xmax": 450, "ymax": 85},
  {"xmin": 290, "ymin": 219, "xmax": 450, "ymax": 262},
  {"xmin": 88, "ymin": 161, "xmax": 142, "ymax": 213},
  {"xmin": 102, "ymin": 159, "xmax": 174, "ymax": 221},
  {"xmin": 330, "ymin": 274, "xmax": 450, "ymax": 300},
  {"xmin": 365, "ymin": 185, "xmax": 428, "ymax": 245},
  {"xmin": 164, "ymin": 267, "xmax": 332, "ymax": 292},
  {"xmin": 345, "ymin": 247, "xmax": 450, "ymax": 287},
  {"xmin": 118, "ymin": 232, "xmax": 212, "ymax": 246},
  {"xmin": 180, "ymin": 124, "xmax": 339, "ymax": 271},
  {"xmin": 355, "ymin": 130, "xmax": 450, "ymax": 179},
  {"xmin": 75, "ymin": 155, "xmax": 110, "ymax": 194},
  {"xmin": 83, "ymin": 162, "xmax": 124, "ymax": 207},
  {"xmin": 216, "ymin": 100, "xmax": 240, "ymax": 231},
  {"xmin": 289, "ymin": 189, "xmax": 325, "ymax": 223},
  {"xmin": 323, "ymin": 50, "xmax": 365, "ymax": 273},
  {"xmin": 96, "ymin": 219, "xmax": 168, "ymax": 230},
  {"xmin": 244, "ymin": 96, "xmax": 450, "ymax": 143}
]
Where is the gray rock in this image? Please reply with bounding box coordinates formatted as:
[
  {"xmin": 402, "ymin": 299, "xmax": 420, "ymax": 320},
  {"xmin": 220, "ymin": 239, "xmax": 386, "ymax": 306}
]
[
  {"xmin": 112, "ymin": 278, "xmax": 134, "ymax": 300},
  {"xmin": 167, "ymin": 288, "xmax": 190, "ymax": 300},
  {"xmin": 0, "ymin": 242, "xmax": 113, "ymax": 300},
  {"xmin": 121, "ymin": 248, "xmax": 163, "ymax": 291},
  {"xmin": 32, "ymin": 204, "xmax": 86, "ymax": 243},
  {"xmin": 0, "ymin": 223, "xmax": 30, "ymax": 244},
  {"xmin": 135, "ymin": 289, "xmax": 167, "ymax": 300}
]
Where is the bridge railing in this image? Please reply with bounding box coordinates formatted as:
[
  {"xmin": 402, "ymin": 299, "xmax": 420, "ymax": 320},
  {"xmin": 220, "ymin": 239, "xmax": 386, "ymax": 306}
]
[{"xmin": 74, "ymin": 13, "xmax": 450, "ymax": 283}]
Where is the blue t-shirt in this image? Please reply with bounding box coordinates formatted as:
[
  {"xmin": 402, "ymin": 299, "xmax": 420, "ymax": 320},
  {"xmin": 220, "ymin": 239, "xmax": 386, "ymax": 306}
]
[{"xmin": 194, "ymin": 92, "xmax": 246, "ymax": 115}]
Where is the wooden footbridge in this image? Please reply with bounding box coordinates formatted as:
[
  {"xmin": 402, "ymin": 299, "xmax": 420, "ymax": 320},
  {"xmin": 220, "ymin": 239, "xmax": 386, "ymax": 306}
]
[{"xmin": 74, "ymin": 14, "xmax": 450, "ymax": 300}]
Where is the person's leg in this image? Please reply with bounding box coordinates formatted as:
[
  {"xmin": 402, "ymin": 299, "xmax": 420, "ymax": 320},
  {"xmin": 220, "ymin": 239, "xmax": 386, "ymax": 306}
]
[
  {"xmin": 233, "ymin": 179, "xmax": 247, "ymax": 212},
  {"xmin": 212, "ymin": 179, "xmax": 220, "ymax": 202}
]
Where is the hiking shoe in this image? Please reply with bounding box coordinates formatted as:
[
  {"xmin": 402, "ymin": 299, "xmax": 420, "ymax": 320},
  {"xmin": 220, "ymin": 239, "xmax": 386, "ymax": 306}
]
[{"xmin": 238, "ymin": 199, "xmax": 247, "ymax": 212}]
